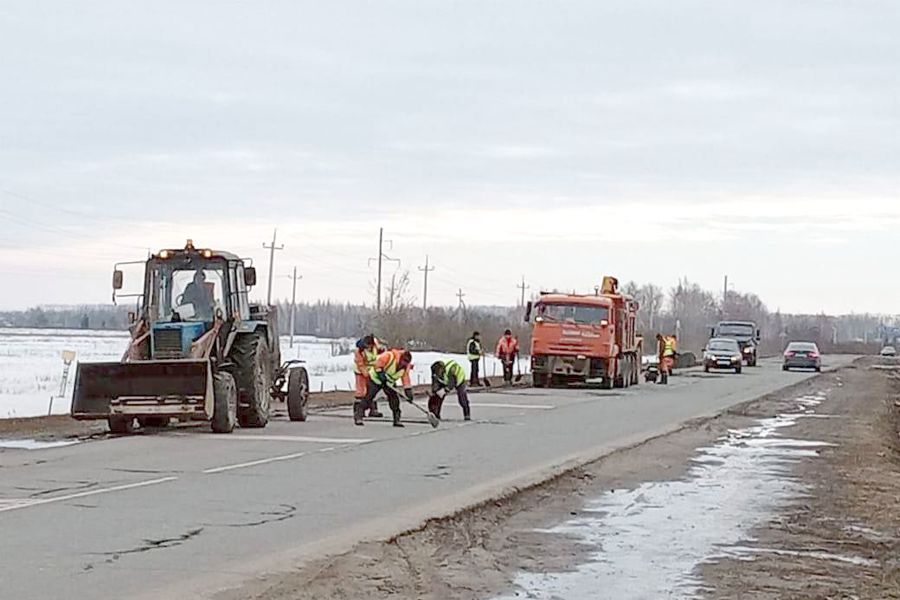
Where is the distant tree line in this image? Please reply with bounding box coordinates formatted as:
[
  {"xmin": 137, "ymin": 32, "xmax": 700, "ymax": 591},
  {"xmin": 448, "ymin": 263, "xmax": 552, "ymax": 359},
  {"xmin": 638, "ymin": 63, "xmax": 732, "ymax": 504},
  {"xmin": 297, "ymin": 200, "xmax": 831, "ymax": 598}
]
[{"xmin": 2, "ymin": 276, "xmax": 895, "ymax": 356}]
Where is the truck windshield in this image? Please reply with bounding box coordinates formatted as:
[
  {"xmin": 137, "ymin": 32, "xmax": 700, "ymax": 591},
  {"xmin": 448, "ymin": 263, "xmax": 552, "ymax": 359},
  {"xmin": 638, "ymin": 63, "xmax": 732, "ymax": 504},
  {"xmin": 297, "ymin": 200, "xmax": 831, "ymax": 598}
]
[
  {"xmin": 538, "ymin": 303, "xmax": 609, "ymax": 325},
  {"xmin": 718, "ymin": 323, "xmax": 755, "ymax": 337},
  {"xmin": 149, "ymin": 259, "xmax": 227, "ymax": 323}
]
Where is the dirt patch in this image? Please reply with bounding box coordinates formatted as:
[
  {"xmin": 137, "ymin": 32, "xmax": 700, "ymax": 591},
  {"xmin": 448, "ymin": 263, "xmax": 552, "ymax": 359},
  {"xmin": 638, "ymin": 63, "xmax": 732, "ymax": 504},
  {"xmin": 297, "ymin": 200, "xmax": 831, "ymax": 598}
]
[{"xmin": 217, "ymin": 367, "xmax": 883, "ymax": 600}]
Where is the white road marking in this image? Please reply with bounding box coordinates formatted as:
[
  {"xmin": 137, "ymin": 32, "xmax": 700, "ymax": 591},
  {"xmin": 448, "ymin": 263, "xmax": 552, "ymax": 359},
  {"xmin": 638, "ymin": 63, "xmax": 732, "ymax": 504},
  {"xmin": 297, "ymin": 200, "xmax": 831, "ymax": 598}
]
[
  {"xmin": 0, "ymin": 476, "xmax": 178, "ymax": 514},
  {"xmin": 202, "ymin": 446, "xmax": 336, "ymax": 474},
  {"xmin": 471, "ymin": 403, "xmax": 555, "ymax": 410},
  {"xmin": 203, "ymin": 435, "xmax": 373, "ymax": 444}
]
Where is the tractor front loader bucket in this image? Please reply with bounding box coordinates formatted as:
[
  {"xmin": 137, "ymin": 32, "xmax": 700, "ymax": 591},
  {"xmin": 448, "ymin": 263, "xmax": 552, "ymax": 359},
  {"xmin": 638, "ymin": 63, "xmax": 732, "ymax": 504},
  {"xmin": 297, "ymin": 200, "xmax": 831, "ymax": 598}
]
[{"xmin": 71, "ymin": 359, "xmax": 214, "ymax": 420}]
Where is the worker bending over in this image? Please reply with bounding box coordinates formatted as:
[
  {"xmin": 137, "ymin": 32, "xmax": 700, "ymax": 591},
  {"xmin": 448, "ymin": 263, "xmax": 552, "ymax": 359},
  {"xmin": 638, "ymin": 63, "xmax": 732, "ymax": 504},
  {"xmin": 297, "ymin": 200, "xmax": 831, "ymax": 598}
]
[
  {"xmin": 352, "ymin": 334, "xmax": 385, "ymax": 418},
  {"xmin": 429, "ymin": 360, "xmax": 471, "ymax": 421},
  {"xmin": 495, "ymin": 329, "xmax": 519, "ymax": 384},
  {"xmin": 356, "ymin": 348, "xmax": 414, "ymax": 427},
  {"xmin": 466, "ymin": 331, "xmax": 483, "ymax": 386}
]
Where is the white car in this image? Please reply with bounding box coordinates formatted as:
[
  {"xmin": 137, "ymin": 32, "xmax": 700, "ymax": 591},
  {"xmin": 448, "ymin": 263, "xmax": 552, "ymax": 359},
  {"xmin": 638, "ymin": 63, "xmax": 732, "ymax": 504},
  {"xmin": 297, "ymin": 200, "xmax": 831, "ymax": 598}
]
[{"xmin": 880, "ymin": 346, "xmax": 897, "ymax": 357}]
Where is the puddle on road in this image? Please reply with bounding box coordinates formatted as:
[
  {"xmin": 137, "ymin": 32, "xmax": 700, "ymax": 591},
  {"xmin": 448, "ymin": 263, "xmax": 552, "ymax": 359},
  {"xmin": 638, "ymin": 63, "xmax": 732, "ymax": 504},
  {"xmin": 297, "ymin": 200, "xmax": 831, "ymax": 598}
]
[
  {"xmin": 497, "ymin": 393, "xmax": 840, "ymax": 600},
  {"xmin": 0, "ymin": 438, "xmax": 80, "ymax": 450}
]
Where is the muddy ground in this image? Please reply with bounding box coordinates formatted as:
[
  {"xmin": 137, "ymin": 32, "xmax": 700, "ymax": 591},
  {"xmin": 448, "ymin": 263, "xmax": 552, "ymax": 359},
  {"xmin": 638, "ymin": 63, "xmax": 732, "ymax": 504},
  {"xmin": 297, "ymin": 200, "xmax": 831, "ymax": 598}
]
[{"xmin": 217, "ymin": 359, "xmax": 900, "ymax": 600}]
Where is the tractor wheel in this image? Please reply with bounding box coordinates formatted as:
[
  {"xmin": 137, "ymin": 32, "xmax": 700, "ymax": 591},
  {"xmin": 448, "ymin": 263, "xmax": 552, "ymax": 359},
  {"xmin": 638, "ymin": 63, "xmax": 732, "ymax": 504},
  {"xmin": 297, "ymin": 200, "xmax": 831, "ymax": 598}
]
[
  {"xmin": 232, "ymin": 334, "xmax": 271, "ymax": 428},
  {"xmin": 287, "ymin": 367, "xmax": 310, "ymax": 422},
  {"xmin": 108, "ymin": 416, "xmax": 135, "ymax": 435},
  {"xmin": 212, "ymin": 372, "xmax": 237, "ymax": 434}
]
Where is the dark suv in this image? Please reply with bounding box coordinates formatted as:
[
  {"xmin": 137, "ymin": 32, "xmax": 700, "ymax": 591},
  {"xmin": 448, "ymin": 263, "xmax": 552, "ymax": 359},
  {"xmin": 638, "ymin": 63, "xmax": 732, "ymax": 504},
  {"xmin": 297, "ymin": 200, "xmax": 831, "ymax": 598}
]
[{"xmin": 713, "ymin": 321, "xmax": 760, "ymax": 366}]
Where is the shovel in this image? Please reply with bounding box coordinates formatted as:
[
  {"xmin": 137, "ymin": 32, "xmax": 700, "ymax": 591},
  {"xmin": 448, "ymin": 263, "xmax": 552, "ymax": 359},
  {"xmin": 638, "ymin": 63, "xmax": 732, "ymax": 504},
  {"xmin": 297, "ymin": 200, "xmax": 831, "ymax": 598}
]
[
  {"xmin": 481, "ymin": 355, "xmax": 491, "ymax": 388},
  {"xmin": 514, "ymin": 355, "xmax": 523, "ymax": 383},
  {"xmin": 386, "ymin": 384, "xmax": 440, "ymax": 428}
]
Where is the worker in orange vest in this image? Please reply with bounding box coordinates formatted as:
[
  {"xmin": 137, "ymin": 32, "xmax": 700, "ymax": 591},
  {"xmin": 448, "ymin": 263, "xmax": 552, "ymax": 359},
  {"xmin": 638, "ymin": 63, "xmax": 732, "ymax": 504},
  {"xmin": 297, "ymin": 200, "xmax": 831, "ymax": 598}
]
[
  {"xmin": 356, "ymin": 348, "xmax": 414, "ymax": 427},
  {"xmin": 352, "ymin": 334, "xmax": 386, "ymax": 418},
  {"xmin": 495, "ymin": 329, "xmax": 520, "ymax": 384}
]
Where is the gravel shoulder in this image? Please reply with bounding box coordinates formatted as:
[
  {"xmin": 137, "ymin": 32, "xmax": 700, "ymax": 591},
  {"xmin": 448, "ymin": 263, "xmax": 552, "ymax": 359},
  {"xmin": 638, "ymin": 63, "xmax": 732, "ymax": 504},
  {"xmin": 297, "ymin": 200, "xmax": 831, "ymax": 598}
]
[{"xmin": 700, "ymin": 359, "xmax": 900, "ymax": 598}]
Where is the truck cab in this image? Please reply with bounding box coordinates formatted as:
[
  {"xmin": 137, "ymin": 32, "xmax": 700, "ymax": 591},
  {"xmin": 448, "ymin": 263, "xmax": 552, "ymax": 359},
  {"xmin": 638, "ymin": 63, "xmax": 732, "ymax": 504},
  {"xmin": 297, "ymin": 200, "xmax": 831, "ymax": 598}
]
[
  {"xmin": 713, "ymin": 321, "xmax": 761, "ymax": 366},
  {"xmin": 525, "ymin": 278, "xmax": 641, "ymax": 389}
]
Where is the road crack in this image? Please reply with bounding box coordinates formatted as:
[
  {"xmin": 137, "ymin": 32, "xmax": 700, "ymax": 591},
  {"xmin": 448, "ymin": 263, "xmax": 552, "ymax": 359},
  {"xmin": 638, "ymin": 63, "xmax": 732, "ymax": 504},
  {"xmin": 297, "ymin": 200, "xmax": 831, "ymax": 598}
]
[{"xmin": 94, "ymin": 527, "xmax": 204, "ymax": 564}]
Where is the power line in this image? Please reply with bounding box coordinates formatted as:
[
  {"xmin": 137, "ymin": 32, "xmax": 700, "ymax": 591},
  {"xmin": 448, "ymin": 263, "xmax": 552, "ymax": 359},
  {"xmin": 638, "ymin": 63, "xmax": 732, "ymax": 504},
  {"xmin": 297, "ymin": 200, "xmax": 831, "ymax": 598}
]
[
  {"xmin": 418, "ymin": 254, "xmax": 435, "ymax": 310},
  {"xmin": 262, "ymin": 228, "xmax": 284, "ymax": 306}
]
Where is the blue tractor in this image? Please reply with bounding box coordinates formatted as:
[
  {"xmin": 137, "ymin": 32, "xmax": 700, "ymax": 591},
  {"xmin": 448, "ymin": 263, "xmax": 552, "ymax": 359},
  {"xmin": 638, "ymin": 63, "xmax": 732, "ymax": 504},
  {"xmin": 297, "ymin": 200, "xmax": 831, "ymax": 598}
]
[{"xmin": 72, "ymin": 240, "xmax": 310, "ymax": 434}]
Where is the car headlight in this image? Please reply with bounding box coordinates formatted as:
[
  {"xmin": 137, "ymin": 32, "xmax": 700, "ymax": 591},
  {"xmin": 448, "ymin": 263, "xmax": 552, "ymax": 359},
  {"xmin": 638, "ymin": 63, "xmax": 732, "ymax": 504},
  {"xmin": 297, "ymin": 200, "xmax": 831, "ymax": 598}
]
[
  {"xmin": 743, "ymin": 347, "xmax": 752, "ymax": 353},
  {"xmin": 733, "ymin": 355, "xmax": 742, "ymax": 361}
]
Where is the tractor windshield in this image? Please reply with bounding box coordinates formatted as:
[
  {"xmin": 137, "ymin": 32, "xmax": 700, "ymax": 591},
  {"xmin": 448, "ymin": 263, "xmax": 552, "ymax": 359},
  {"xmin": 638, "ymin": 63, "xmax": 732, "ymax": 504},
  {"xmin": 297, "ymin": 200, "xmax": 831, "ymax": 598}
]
[{"xmin": 148, "ymin": 258, "xmax": 227, "ymax": 323}]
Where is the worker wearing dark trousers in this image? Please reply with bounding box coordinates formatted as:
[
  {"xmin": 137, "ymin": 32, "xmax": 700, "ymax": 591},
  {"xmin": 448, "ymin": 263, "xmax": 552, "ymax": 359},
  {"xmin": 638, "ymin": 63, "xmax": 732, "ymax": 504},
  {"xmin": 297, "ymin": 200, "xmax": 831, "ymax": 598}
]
[
  {"xmin": 354, "ymin": 348, "xmax": 413, "ymax": 427},
  {"xmin": 495, "ymin": 329, "xmax": 519, "ymax": 385},
  {"xmin": 429, "ymin": 360, "xmax": 471, "ymax": 420},
  {"xmin": 466, "ymin": 331, "xmax": 483, "ymax": 386}
]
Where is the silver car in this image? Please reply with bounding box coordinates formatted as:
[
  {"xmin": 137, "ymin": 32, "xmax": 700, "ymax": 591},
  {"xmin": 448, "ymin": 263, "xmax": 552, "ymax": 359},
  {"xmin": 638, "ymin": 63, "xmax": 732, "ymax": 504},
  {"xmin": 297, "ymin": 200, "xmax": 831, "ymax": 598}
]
[{"xmin": 783, "ymin": 341, "xmax": 821, "ymax": 372}]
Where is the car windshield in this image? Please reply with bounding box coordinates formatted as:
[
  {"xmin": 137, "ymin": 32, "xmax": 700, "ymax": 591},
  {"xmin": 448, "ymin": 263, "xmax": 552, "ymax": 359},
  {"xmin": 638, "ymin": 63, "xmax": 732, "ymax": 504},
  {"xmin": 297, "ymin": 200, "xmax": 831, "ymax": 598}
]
[
  {"xmin": 149, "ymin": 258, "xmax": 227, "ymax": 323},
  {"xmin": 787, "ymin": 342, "xmax": 817, "ymax": 352},
  {"xmin": 718, "ymin": 323, "xmax": 755, "ymax": 337},
  {"xmin": 538, "ymin": 303, "xmax": 609, "ymax": 325},
  {"xmin": 708, "ymin": 340, "xmax": 739, "ymax": 352}
]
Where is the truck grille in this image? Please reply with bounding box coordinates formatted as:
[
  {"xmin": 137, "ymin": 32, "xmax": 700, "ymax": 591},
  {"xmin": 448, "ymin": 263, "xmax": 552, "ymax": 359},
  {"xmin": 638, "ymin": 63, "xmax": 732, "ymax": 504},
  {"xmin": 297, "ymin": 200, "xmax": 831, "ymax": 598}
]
[{"xmin": 154, "ymin": 329, "xmax": 183, "ymax": 359}]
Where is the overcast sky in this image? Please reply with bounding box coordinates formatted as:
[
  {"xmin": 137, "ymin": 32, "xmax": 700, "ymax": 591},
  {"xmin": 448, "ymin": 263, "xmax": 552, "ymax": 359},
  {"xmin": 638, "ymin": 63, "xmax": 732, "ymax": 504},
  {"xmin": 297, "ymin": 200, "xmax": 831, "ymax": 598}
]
[{"xmin": 1, "ymin": 1, "xmax": 898, "ymax": 313}]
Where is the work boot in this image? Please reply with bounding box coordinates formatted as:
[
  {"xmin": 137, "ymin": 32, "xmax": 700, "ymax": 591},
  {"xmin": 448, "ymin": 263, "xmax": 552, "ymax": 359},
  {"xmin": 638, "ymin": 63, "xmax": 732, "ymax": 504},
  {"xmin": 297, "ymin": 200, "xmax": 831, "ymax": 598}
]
[
  {"xmin": 392, "ymin": 411, "xmax": 404, "ymax": 428},
  {"xmin": 463, "ymin": 410, "xmax": 471, "ymax": 421},
  {"xmin": 353, "ymin": 402, "xmax": 365, "ymax": 426},
  {"xmin": 368, "ymin": 408, "xmax": 384, "ymax": 418}
]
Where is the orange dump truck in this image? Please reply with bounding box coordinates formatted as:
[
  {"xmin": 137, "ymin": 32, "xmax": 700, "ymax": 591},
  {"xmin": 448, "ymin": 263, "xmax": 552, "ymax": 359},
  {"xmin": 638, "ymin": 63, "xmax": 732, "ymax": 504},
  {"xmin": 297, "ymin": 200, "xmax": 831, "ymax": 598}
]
[{"xmin": 524, "ymin": 276, "xmax": 641, "ymax": 389}]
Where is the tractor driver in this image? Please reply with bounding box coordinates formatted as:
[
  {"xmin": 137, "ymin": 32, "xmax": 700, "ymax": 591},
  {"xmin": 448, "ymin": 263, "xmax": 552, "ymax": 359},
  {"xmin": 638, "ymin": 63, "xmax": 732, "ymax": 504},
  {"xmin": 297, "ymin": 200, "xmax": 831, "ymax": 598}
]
[{"xmin": 180, "ymin": 269, "xmax": 215, "ymax": 321}]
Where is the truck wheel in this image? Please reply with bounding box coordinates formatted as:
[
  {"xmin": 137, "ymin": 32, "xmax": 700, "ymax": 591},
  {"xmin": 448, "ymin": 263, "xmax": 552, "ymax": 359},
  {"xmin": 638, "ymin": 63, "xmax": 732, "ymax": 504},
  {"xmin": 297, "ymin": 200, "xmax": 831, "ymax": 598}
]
[
  {"xmin": 533, "ymin": 374, "xmax": 548, "ymax": 388},
  {"xmin": 600, "ymin": 377, "xmax": 613, "ymax": 390},
  {"xmin": 232, "ymin": 334, "xmax": 271, "ymax": 428},
  {"xmin": 212, "ymin": 372, "xmax": 237, "ymax": 433},
  {"xmin": 735, "ymin": 366, "xmax": 743, "ymax": 374},
  {"xmin": 108, "ymin": 416, "xmax": 135, "ymax": 435},
  {"xmin": 287, "ymin": 367, "xmax": 310, "ymax": 422}
]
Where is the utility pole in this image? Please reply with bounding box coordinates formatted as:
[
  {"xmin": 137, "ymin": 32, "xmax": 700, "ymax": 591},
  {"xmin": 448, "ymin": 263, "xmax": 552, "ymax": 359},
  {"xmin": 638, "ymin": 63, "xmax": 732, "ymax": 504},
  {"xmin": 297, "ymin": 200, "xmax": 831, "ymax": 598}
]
[
  {"xmin": 722, "ymin": 275, "xmax": 728, "ymax": 317},
  {"xmin": 367, "ymin": 227, "xmax": 399, "ymax": 312},
  {"xmin": 517, "ymin": 275, "xmax": 530, "ymax": 307},
  {"xmin": 418, "ymin": 255, "xmax": 435, "ymax": 311},
  {"xmin": 287, "ymin": 267, "xmax": 302, "ymax": 349},
  {"xmin": 456, "ymin": 288, "xmax": 466, "ymax": 310},
  {"xmin": 263, "ymin": 228, "xmax": 284, "ymax": 306}
]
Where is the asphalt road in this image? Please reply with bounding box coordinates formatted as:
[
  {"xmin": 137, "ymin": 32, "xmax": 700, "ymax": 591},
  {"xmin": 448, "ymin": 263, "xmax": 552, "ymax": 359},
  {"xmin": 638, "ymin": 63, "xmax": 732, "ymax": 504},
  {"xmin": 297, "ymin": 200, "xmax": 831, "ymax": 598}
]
[{"xmin": 0, "ymin": 357, "xmax": 854, "ymax": 599}]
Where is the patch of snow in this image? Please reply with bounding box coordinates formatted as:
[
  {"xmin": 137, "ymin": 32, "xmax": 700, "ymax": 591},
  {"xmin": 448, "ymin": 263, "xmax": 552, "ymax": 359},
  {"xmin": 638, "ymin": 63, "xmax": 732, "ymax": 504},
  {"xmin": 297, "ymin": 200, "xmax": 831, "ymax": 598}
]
[{"xmin": 496, "ymin": 393, "xmax": 831, "ymax": 600}]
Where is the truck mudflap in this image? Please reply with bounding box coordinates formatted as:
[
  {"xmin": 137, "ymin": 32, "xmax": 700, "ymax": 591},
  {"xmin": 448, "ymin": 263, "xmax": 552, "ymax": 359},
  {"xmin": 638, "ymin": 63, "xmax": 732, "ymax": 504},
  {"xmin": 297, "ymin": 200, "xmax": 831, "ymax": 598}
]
[{"xmin": 71, "ymin": 360, "xmax": 213, "ymax": 420}]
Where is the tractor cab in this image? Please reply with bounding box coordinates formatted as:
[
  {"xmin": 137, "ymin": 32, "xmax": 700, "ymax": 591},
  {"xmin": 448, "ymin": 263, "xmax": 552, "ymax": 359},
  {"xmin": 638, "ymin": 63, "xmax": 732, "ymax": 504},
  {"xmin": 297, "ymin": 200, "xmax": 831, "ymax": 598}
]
[{"xmin": 114, "ymin": 240, "xmax": 257, "ymax": 361}]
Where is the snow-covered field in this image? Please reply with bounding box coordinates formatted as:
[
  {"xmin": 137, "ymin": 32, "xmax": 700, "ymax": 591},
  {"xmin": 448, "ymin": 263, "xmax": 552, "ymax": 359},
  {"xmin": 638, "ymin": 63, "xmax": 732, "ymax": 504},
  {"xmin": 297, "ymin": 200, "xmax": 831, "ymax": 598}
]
[{"xmin": 0, "ymin": 328, "xmax": 530, "ymax": 419}]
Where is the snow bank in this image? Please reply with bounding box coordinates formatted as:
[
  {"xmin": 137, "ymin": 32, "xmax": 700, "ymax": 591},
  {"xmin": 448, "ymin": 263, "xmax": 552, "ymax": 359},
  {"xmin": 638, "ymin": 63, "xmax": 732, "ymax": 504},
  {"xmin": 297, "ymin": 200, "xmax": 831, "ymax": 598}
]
[{"xmin": 0, "ymin": 329, "xmax": 530, "ymax": 419}]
